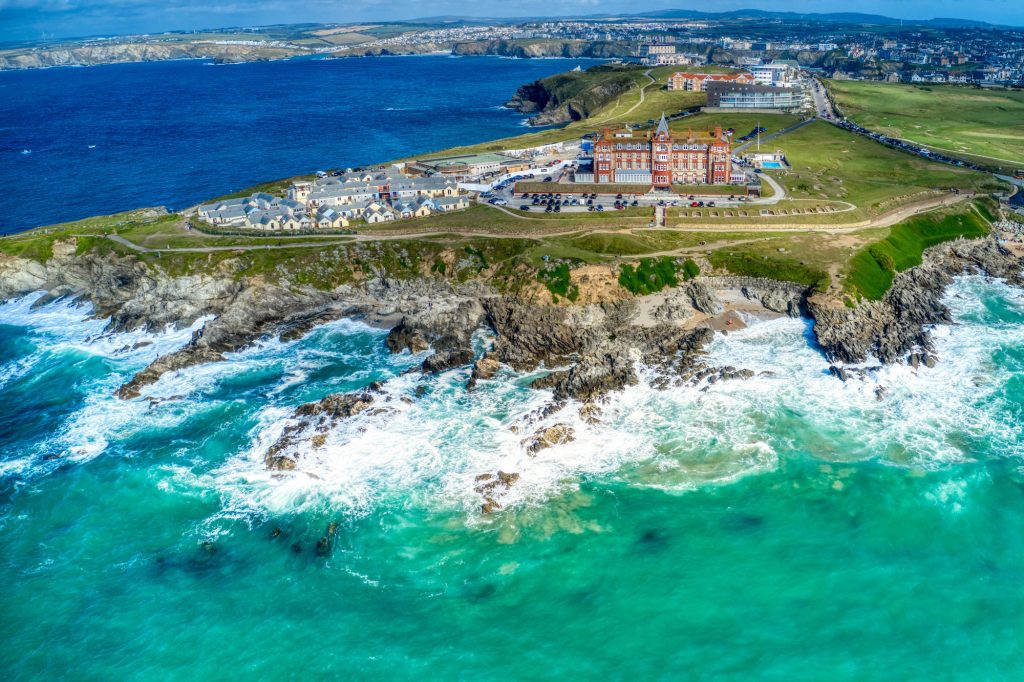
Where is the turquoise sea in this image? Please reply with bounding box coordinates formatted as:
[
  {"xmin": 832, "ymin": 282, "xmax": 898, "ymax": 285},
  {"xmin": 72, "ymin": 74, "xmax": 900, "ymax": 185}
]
[{"xmin": 2, "ymin": 275, "xmax": 1024, "ymax": 679}]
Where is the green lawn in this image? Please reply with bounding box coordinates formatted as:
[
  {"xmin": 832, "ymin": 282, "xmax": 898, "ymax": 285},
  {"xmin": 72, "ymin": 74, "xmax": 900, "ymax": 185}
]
[
  {"xmin": 765, "ymin": 121, "xmax": 1002, "ymax": 221},
  {"xmin": 844, "ymin": 202, "xmax": 991, "ymax": 300},
  {"xmin": 827, "ymin": 80, "xmax": 1024, "ymax": 170}
]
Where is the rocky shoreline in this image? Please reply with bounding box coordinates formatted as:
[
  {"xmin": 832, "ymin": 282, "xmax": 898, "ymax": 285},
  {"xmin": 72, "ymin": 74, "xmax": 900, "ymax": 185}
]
[
  {"xmin": 1, "ymin": 237, "xmax": 1019, "ymax": 401},
  {"xmin": 809, "ymin": 238, "xmax": 1023, "ymax": 365},
  {"xmin": 2, "ymin": 236, "xmax": 1022, "ymax": 507}
]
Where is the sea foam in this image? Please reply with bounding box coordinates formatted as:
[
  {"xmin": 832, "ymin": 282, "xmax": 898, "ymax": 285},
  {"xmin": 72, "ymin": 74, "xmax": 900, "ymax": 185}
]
[{"xmin": 3, "ymin": 277, "xmax": 1023, "ymax": 519}]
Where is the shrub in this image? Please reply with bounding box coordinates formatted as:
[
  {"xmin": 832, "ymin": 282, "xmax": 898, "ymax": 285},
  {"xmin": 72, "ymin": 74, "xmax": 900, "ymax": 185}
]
[
  {"xmin": 619, "ymin": 257, "xmax": 681, "ymax": 295},
  {"xmin": 537, "ymin": 263, "xmax": 579, "ymax": 302}
]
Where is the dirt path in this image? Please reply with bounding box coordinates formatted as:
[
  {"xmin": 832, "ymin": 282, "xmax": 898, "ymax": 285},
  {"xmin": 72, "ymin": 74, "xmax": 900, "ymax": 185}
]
[
  {"xmin": 99, "ymin": 192, "xmax": 971, "ymax": 258},
  {"xmin": 592, "ymin": 70, "xmax": 656, "ymax": 124}
]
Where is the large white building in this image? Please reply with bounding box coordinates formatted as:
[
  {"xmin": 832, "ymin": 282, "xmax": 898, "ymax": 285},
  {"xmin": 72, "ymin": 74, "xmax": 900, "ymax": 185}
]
[{"xmin": 750, "ymin": 61, "xmax": 801, "ymax": 86}]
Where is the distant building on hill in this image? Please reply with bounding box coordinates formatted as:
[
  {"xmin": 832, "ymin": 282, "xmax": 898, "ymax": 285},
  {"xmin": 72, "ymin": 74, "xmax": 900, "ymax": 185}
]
[
  {"xmin": 667, "ymin": 71, "xmax": 755, "ymax": 91},
  {"xmin": 590, "ymin": 114, "xmax": 731, "ymax": 187}
]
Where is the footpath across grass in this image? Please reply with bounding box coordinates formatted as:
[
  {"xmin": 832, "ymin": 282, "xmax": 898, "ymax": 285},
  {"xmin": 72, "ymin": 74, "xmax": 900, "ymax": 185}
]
[{"xmin": 844, "ymin": 202, "xmax": 991, "ymax": 300}]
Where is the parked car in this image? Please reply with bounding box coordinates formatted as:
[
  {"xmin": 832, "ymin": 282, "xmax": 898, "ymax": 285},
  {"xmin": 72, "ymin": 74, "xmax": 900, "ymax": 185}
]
[{"xmin": 520, "ymin": 205, "xmax": 530, "ymax": 211}]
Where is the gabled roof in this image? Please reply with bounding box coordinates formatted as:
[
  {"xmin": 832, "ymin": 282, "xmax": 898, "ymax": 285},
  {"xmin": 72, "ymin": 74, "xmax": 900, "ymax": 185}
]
[{"xmin": 656, "ymin": 113, "xmax": 670, "ymax": 137}]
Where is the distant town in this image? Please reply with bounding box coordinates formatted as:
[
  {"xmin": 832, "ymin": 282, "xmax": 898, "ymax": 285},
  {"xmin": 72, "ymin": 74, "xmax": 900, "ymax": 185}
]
[{"xmin": 3, "ymin": 12, "xmax": 1022, "ymax": 85}]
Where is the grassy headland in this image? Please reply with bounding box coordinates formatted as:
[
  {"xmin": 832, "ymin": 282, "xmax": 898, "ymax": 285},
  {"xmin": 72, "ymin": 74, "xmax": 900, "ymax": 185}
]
[{"xmin": 1, "ymin": 66, "xmax": 1011, "ymax": 306}]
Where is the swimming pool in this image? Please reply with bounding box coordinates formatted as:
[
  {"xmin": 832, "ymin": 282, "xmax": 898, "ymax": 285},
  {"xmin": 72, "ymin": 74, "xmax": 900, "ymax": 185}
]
[{"xmin": 760, "ymin": 161, "xmax": 784, "ymax": 169}]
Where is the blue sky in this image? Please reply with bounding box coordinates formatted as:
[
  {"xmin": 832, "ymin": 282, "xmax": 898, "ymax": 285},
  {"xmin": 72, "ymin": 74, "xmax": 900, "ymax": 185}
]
[{"xmin": 1, "ymin": 1, "xmax": 1021, "ymax": 42}]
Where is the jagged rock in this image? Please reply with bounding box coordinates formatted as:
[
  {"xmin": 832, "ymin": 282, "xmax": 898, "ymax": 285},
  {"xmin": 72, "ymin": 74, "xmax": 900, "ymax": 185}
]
[
  {"xmin": 263, "ymin": 386, "xmax": 385, "ymax": 470},
  {"xmin": 466, "ymin": 352, "xmax": 501, "ymax": 390},
  {"xmin": 422, "ymin": 348, "xmax": 474, "ymax": 374},
  {"xmin": 387, "ymin": 299, "xmax": 486, "ymax": 355},
  {"xmin": 684, "ymin": 281, "xmax": 724, "ymax": 315},
  {"xmin": 475, "ymin": 470, "xmax": 521, "ymax": 514},
  {"xmin": 531, "ymin": 346, "xmax": 637, "ymax": 401},
  {"xmin": 524, "ymin": 424, "xmax": 575, "ymax": 455},
  {"xmin": 386, "ymin": 324, "xmax": 429, "ymax": 354},
  {"xmin": 296, "ymin": 391, "xmax": 376, "ymax": 419},
  {"xmin": 829, "ymin": 365, "xmax": 849, "ymax": 382},
  {"xmin": 265, "ymin": 454, "xmax": 297, "ymax": 471},
  {"xmin": 811, "ymin": 238, "xmax": 1023, "ymax": 364},
  {"xmin": 652, "ymin": 289, "xmax": 694, "ymax": 323},
  {"xmin": 741, "ymin": 284, "xmax": 805, "ymax": 317},
  {"xmin": 579, "ymin": 402, "xmax": 602, "ymax": 425}
]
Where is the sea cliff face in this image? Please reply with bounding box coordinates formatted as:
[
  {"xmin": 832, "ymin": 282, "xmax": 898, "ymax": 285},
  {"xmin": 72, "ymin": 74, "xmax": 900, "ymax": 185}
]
[
  {"xmin": 0, "ymin": 42, "xmax": 304, "ymax": 70},
  {"xmin": 504, "ymin": 65, "xmax": 644, "ymax": 125},
  {"xmin": 0, "ymin": 38, "xmax": 632, "ymax": 72},
  {"xmin": 452, "ymin": 40, "xmax": 634, "ymax": 60},
  {"xmin": 1, "ymin": 236, "xmax": 1020, "ymax": 412},
  {"xmin": 810, "ymin": 238, "xmax": 1024, "ymax": 364}
]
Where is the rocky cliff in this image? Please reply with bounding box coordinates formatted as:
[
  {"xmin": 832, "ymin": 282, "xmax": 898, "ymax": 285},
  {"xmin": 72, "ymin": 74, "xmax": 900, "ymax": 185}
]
[
  {"xmin": 0, "ymin": 42, "xmax": 305, "ymax": 70},
  {"xmin": 2, "ymin": 233, "xmax": 1021, "ymax": 410},
  {"xmin": 810, "ymin": 238, "xmax": 1023, "ymax": 364},
  {"xmin": 452, "ymin": 40, "xmax": 634, "ymax": 60},
  {"xmin": 505, "ymin": 64, "xmax": 645, "ymax": 126}
]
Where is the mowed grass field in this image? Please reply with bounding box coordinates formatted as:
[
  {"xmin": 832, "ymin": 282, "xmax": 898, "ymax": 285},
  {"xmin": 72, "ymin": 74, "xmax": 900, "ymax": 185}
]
[
  {"xmin": 827, "ymin": 80, "xmax": 1024, "ymax": 168},
  {"xmin": 766, "ymin": 121, "xmax": 1001, "ymax": 220}
]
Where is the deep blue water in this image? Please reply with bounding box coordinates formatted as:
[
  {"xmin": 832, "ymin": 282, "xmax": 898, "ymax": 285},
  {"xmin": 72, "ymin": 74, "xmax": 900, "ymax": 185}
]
[{"xmin": 0, "ymin": 55, "xmax": 592, "ymax": 233}]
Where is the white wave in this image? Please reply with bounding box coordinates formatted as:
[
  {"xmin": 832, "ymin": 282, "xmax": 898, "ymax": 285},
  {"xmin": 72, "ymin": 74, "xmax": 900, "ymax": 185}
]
[
  {"xmin": 0, "ymin": 293, "xmax": 208, "ymax": 472},
  {"xmin": 0, "ymin": 292, "xmax": 205, "ymax": 362},
  {"xmin": 200, "ymin": 276, "xmax": 1024, "ymax": 519},
  {"xmin": 6, "ymin": 276, "xmax": 1024, "ymax": 522}
]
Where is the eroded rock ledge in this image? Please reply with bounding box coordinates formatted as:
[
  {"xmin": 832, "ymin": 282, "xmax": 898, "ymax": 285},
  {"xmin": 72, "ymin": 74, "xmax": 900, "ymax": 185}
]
[
  {"xmin": 810, "ymin": 238, "xmax": 1023, "ymax": 364},
  {"xmin": 3, "ymin": 236, "xmax": 1020, "ymax": 409}
]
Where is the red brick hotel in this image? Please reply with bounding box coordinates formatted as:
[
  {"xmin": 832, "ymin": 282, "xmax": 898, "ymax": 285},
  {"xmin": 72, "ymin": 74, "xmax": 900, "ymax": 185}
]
[{"xmin": 592, "ymin": 114, "xmax": 732, "ymax": 187}]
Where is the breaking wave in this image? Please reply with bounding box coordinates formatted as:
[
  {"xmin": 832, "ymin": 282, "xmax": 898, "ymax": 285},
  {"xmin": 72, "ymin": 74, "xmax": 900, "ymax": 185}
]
[{"xmin": 3, "ymin": 276, "xmax": 1023, "ymax": 521}]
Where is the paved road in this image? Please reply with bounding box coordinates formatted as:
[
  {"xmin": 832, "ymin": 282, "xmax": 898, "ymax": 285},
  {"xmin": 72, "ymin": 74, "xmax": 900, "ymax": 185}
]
[
  {"xmin": 732, "ymin": 117, "xmax": 814, "ymax": 156},
  {"xmin": 808, "ymin": 78, "xmax": 835, "ymax": 119}
]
